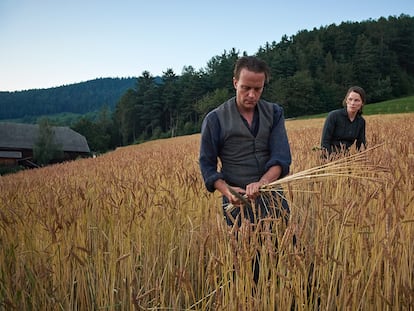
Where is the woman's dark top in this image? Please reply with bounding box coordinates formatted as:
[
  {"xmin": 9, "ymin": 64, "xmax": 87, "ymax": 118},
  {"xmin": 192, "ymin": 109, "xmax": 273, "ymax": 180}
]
[{"xmin": 321, "ymin": 108, "xmax": 366, "ymax": 154}]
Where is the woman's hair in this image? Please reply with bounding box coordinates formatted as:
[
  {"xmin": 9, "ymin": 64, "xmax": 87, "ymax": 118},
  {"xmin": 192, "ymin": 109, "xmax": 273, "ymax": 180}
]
[
  {"xmin": 233, "ymin": 56, "xmax": 270, "ymax": 84},
  {"xmin": 342, "ymin": 86, "xmax": 366, "ymax": 114}
]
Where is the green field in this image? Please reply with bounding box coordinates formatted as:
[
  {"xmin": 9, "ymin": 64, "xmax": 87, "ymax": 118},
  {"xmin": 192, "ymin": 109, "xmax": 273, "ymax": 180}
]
[
  {"xmin": 364, "ymin": 95, "xmax": 414, "ymax": 115},
  {"xmin": 300, "ymin": 95, "xmax": 414, "ymax": 119}
]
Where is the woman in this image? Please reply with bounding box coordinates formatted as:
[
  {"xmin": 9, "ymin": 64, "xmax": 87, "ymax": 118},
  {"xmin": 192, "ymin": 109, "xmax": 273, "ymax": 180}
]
[{"xmin": 321, "ymin": 86, "xmax": 366, "ymax": 156}]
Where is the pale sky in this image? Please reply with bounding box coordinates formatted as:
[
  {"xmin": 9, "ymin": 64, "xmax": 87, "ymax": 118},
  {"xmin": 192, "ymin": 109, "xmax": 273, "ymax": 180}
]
[{"xmin": 1, "ymin": 0, "xmax": 413, "ymax": 91}]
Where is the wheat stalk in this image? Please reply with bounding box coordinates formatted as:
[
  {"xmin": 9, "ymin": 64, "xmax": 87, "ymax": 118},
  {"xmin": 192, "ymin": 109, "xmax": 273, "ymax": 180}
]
[
  {"xmin": 262, "ymin": 144, "xmax": 389, "ymax": 190},
  {"xmin": 225, "ymin": 144, "xmax": 389, "ymax": 213}
]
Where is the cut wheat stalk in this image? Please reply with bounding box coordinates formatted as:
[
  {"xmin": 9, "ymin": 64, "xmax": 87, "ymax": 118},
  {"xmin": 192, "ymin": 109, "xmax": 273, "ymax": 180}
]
[
  {"xmin": 263, "ymin": 144, "xmax": 389, "ymax": 189},
  {"xmin": 224, "ymin": 144, "xmax": 390, "ymax": 213}
]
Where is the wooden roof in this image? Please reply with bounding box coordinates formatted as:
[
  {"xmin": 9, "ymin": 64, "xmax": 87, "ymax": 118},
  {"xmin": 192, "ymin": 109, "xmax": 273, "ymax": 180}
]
[{"xmin": 0, "ymin": 122, "xmax": 90, "ymax": 153}]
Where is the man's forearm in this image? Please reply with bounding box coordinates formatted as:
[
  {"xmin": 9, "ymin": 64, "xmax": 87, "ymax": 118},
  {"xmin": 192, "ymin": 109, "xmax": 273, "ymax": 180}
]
[{"xmin": 259, "ymin": 165, "xmax": 282, "ymax": 186}]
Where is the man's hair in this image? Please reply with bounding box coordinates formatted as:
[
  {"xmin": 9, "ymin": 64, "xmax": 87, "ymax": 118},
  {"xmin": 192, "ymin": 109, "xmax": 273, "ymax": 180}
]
[{"xmin": 233, "ymin": 56, "xmax": 270, "ymax": 83}]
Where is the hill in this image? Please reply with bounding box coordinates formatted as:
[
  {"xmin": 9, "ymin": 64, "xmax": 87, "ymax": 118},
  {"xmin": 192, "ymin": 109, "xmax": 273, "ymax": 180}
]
[
  {"xmin": 363, "ymin": 96, "xmax": 414, "ymax": 115},
  {"xmin": 0, "ymin": 77, "xmax": 137, "ymax": 122}
]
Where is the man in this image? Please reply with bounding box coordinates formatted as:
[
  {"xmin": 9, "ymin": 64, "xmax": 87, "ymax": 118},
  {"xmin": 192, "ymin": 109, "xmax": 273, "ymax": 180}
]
[
  {"xmin": 199, "ymin": 56, "xmax": 292, "ymax": 284},
  {"xmin": 199, "ymin": 56, "xmax": 292, "ymax": 227}
]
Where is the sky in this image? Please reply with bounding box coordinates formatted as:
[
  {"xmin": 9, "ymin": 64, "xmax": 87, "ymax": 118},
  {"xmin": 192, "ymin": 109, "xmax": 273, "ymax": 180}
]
[{"xmin": 1, "ymin": 0, "xmax": 413, "ymax": 92}]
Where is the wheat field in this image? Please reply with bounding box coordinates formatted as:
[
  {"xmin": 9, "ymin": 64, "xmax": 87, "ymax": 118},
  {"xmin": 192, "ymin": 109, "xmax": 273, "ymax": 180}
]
[{"xmin": 0, "ymin": 114, "xmax": 413, "ymax": 310}]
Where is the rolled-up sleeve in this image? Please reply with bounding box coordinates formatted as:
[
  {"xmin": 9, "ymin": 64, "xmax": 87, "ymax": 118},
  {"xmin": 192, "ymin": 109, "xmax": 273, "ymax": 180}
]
[
  {"xmin": 199, "ymin": 111, "xmax": 224, "ymax": 192},
  {"xmin": 265, "ymin": 105, "xmax": 292, "ymax": 179}
]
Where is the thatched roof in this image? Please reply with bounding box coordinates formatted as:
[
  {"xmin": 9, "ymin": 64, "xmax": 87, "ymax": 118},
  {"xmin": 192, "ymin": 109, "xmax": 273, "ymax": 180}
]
[{"xmin": 0, "ymin": 122, "xmax": 90, "ymax": 153}]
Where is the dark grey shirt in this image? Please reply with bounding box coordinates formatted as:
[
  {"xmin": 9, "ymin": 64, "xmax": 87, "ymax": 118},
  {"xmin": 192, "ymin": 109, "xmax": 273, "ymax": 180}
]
[{"xmin": 321, "ymin": 108, "xmax": 366, "ymax": 154}]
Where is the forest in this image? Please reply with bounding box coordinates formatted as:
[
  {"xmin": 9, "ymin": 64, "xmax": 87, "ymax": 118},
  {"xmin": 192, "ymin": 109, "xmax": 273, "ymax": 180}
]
[
  {"xmin": 1, "ymin": 14, "xmax": 413, "ymax": 153},
  {"xmin": 0, "ymin": 77, "xmax": 136, "ymax": 121}
]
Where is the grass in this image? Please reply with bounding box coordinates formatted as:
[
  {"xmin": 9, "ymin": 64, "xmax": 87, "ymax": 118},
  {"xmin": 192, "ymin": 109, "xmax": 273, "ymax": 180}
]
[
  {"xmin": 298, "ymin": 95, "xmax": 414, "ymax": 119},
  {"xmin": 363, "ymin": 95, "xmax": 414, "ymax": 115}
]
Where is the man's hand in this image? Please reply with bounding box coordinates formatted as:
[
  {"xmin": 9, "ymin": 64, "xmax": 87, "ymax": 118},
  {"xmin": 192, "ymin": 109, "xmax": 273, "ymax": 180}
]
[
  {"xmin": 245, "ymin": 180, "xmax": 266, "ymax": 200},
  {"xmin": 214, "ymin": 179, "xmax": 248, "ymax": 206},
  {"xmin": 226, "ymin": 186, "xmax": 247, "ymax": 206}
]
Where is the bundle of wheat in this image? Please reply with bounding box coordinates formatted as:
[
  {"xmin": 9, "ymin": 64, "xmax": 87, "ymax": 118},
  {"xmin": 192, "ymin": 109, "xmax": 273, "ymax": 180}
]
[
  {"xmin": 263, "ymin": 144, "xmax": 389, "ymax": 189},
  {"xmin": 225, "ymin": 144, "xmax": 390, "ymax": 213}
]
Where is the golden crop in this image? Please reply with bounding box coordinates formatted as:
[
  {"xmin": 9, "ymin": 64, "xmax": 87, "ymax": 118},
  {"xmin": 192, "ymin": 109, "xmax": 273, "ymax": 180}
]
[{"xmin": 0, "ymin": 113, "xmax": 413, "ymax": 310}]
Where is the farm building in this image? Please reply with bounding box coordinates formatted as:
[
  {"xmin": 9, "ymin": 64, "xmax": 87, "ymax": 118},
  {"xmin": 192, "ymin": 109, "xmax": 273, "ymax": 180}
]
[{"xmin": 0, "ymin": 122, "xmax": 90, "ymax": 167}]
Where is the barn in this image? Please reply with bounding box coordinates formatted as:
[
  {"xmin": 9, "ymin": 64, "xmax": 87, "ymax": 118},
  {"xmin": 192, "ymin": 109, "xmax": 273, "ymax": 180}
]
[{"xmin": 0, "ymin": 122, "xmax": 90, "ymax": 167}]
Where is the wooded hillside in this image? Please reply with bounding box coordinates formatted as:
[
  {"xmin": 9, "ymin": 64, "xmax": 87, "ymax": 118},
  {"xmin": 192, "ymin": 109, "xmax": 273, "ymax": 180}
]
[{"xmin": 0, "ymin": 77, "xmax": 136, "ymax": 120}]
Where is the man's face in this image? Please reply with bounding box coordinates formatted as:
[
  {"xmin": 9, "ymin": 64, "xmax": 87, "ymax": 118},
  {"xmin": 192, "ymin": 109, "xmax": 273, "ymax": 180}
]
[{"xmin": 233, "ymin": 68, "xmax": 265, "ymax": 112}]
